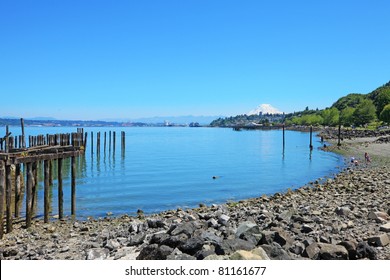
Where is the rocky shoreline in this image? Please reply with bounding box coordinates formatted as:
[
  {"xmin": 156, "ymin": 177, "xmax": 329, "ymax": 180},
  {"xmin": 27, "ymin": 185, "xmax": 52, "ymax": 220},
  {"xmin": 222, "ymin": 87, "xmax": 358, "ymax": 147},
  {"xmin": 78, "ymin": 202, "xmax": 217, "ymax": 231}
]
[{"xmin": 1, "ymin": 135, "xmax": 389, "ymax": 260}]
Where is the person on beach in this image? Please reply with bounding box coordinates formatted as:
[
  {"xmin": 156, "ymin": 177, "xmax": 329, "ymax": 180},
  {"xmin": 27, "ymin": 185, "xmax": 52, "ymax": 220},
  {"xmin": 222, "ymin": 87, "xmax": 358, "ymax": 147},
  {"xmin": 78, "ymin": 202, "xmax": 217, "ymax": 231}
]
[
  {"xmin": 350, "ymin": 156, "xmax": 359, "ymax": 166},
  {"xmin": 364, "ymin": 152, "xmax": 371, "ymax": 163}
]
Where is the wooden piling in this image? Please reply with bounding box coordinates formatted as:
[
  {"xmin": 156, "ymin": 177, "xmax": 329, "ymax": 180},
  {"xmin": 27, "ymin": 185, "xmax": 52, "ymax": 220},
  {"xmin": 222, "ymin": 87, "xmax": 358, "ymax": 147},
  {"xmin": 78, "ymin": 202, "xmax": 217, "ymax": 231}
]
[
  {"xmin": 109, "ymin": 131, "xmax": 112, "ymax": 152},
  {"xmin": 26, "ymin": 162, "xmax": 33, "ymax": 228},
  {"xmin": 21, "ymin": 118, "xmax": 26, "ymax": 148},
  {"xmin": 104, "ymin": 132, "xmax": 107, "ymax": 153},
  {"xmin": 6, "ymin": 164, "xmax": 12, "ymax": 233},
  {"xmin": 282, "ymin": 125, "xmax": 285, "ymax": 148},
  {"xmin": 113, "ymin": 131, "xmax": 116, "ymax": 153},
  {"xmin": 84, "ymin": 132, "xmax": 88, "ymax": 150},
  {"xmin": 44, "ymin": 160, "xmax": 50, "ymax": 223},
  {"xmin": 97, "ymin": 132, "xmax": 101, "ymax": 155},
  {"xmin": 91, "ymin": 131, "xmax": 94, "ymax": 154},
  {"xmin": 71, "ymin": 156, "xmax": 76, "ymax": 216},
  {"xmin": 49, "ymin": 160, "xmax": 53, "ymax": 185},
  {"xmin": 338, "ymin": 124, "xmax": 341, "ymax": 146},
  {"xmin": 14, "ymin": 164, "xmax": 21, "ymax": 218},
  {"xmin": 309, "ymin": 126, "xmax": 313, "ymax": 150},
  {"xmin": 58, "ymin": 158, "xmax": 63, "ymax": 219},
  {"xmin": 5, "ymin": 125, "xmax": 9, "ymax": 153},
  {"xmin": 4, "ymin": 165, "xmax": 12, "ymax": 229},
  {"xmin": 0, "ymin": 161, "xmax": 5, "ymax": 238}
]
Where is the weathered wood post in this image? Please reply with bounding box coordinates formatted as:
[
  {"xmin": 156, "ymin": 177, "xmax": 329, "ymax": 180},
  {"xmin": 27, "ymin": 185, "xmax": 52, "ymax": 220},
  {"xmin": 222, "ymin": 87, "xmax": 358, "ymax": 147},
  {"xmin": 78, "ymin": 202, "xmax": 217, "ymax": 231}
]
[
  {"xmin": 44, "ymin": 160, "xmax": 50, "ymax": 223},
  {"xmin": 6, "ymin": 164, "xmax": 12, "ymax": 233},
  {"xmin": 71, "ymin": 156, "xmax": 76, "ymax": 216},
  {"xmin": 5, "ymin": 125, "xmax": 9, "ymax": 153},
  {"xmin": 14, "ymin": 164, "xmax": 21, "ymax": 218},
  {"xmin": 84, "ymin": 132, "xmax": 88, "ymax": 150},
  {"xmin": 91, "ymin": 131, "xmax": 94, "ymax": 155},
  {"xmin": 97, "ymin": 132, "xmax": 101, "ymax": 155},
  {"xmin": 309, "ymin": 126, "xmax": 313, "ymax": 150},
  {"xmin": 0, "ymin": 161, "xmax": 5, "ymax": 238},
  {"xmin": 104, "ymin": 132, "xmax": 107, "ymax": 154},
  {"xmin": 58, "ymin": 158, "xmax": 63, "ymax": 219},
  {"xmin": 113, "ymin": 131, "xmax": 116, "ymax": 154},
  {"xmin": 338, "ymin": 124, "xmax": 341, "ymax": 146},
  {"xmin": 21, "ymin": 118, "xmax": 26, "ymax": 148},
  {"xmin": 282, "ymin": 124, "xmax": 285, "ymax": 148},
  {"xmin": 26, "ymin": 162, "xmax": 33, "ymax": 228},
  {"xmin": 49, "ymin": 160, "xmax": 53, "ymax": 185},
  {"xmin": 109, "ymin": 131, "xmax": 112, "ymax": 153}
]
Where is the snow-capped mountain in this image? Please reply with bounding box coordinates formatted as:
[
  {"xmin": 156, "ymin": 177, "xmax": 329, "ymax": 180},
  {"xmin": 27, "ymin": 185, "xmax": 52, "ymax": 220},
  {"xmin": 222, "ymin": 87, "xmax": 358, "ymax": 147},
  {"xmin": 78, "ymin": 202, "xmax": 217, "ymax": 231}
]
[{"xmin": 247, "ymin": 104, "xmax": 283, "ymax": 115}]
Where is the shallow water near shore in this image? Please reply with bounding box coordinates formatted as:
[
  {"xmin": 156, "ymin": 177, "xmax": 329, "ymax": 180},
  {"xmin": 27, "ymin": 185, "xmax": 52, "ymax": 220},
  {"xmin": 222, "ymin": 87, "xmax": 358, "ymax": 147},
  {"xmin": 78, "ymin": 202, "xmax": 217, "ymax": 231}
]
[{"xmin": 6, "ymin": 126, "xmax": 344, "ymax": 219}]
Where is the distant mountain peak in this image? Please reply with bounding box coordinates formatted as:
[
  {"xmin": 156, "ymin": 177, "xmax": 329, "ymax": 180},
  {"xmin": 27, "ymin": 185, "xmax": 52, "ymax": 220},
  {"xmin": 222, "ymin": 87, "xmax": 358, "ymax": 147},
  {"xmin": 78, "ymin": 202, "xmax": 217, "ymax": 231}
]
[{"xmin": 247, "ymin": 104, "xmax": 282, "ymax": 115}]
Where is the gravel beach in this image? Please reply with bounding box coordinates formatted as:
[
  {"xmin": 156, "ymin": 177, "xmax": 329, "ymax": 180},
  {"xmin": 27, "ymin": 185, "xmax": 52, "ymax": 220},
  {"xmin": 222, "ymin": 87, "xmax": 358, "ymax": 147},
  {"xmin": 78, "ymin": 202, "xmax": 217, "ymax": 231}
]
[{"xmin": 1, "ymin": 129, "xmax": 389, "ymax": 260}]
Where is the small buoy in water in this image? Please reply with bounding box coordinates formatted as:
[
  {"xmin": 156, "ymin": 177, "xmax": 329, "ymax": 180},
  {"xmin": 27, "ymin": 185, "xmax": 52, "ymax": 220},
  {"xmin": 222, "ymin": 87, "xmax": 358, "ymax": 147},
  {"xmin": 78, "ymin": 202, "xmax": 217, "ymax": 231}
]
[{"xmin": 212, "ymin": 176, "xmax": 220, "ymax": 179}]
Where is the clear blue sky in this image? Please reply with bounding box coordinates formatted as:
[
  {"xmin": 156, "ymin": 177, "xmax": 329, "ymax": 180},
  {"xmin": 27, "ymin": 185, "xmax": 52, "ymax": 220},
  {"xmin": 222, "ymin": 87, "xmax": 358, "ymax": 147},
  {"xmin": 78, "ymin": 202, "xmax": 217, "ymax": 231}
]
[{"xmin": 1, "ymin": 0, "xmax": 389, "ymax": 120}]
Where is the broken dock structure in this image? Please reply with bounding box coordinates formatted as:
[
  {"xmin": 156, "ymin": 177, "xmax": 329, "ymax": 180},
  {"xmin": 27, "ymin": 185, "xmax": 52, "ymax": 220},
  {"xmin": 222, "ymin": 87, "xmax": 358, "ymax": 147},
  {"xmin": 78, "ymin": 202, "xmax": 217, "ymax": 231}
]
[{"xmin": 0, "ymin": 122, "xmax": 86, "ymax": 239}]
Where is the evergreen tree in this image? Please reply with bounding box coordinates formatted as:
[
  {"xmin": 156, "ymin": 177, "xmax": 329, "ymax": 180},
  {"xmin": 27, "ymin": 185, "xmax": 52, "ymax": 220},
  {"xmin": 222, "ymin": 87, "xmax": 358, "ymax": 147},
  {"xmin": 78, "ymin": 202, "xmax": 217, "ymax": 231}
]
[{"xmin": 352, "ymin": 99, "xmax": 377, "ymax": 126}]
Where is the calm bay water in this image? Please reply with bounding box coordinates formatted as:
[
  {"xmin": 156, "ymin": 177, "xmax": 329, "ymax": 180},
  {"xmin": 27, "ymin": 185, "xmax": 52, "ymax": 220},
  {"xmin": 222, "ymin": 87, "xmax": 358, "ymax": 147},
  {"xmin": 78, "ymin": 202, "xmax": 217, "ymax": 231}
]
[{"xmin": 6, "ymin": 126, "xmax": 344, "ymax": 218}]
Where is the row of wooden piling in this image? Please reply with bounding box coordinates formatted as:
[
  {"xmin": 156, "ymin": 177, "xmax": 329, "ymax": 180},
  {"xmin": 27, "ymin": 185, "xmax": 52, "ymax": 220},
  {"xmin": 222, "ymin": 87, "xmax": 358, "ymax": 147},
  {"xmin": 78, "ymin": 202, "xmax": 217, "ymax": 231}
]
[
  {"xmin": 1, "ymin": 125, "xmax": 127, "ymax": 239},
  {"xmin": 91, "ymin": 130, "xmax": 126, "ymax": 155}
]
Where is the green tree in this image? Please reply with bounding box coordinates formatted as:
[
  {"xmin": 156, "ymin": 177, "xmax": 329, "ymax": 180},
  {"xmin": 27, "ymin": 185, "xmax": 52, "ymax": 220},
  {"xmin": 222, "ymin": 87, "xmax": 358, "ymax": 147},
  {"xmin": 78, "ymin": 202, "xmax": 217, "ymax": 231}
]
[
  {"xmin": 379, "ymin": 104, "xmax": 390, "ymax": 123},
  {"xmin": 332, "ymin": 93, "xmax": 367, "ymax": 110},
  {"xmin": 321, "ymin": 108, "xmax": 339, "ymax": 126},
  {"xmin": 340, "ymin": 107, "xmax": 355, "ymax": 126},
  {"xmin": 374, "ymin": 88, "xmax": 390, "ymax": 117},
  {"xmin": 352, "ymin": 99, "xmax": 377, "ymax": 126}
]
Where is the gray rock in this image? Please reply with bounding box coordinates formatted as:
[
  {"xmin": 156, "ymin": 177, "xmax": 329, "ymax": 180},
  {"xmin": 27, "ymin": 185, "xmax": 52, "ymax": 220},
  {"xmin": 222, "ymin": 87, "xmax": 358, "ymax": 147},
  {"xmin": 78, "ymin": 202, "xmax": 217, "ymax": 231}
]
[
  {"xmin": 368, "ymin": 211, "xmax": 389, "ymax": 221},
  {"xmin": 235, "ymin": 222, "xmax": 262, "ymax": 246},
  {"xmin": 229, "ymin": 249, "xmax": 268, "ymax": 260},
  {"xmin": 168, "ymin": 222, "xmax": 197, "ymax": 237},
  {"xmin": 105, "ymin": 239, "xmax": 121, "ymax": 251},
  {"xmin": 207, "ymin": 218, "xmax": 219, "ymax": 228},
  {"xmin": 317, "ymin": 243, "xmax": 349, "ymax": 260},
  {"xmin": 147, "ymin": 218, "xmax": 167, "ymax": 229},
  {"xmin": 367, "ymin": 233, "xmax": 390, "ymax": 247},
  {"xmin": 335, "ymin": 206, "xmax": 351, "ymax": 216},
  {"xmin": 261, "ymin": 243, "xmax": 292, "ymax": 260},
  {"xmin": 128, "ymin": 233, "xmax": 146, "ymax": 246},
  {"xmin": 273, "ymin": 229, "xmax": 294, "ymax": 248},
  {"xmin": 356, "ymin": 242, "xmax": 377, "ymax": 260},
  {"xmin": 301, "ymin": 224, "xmax": 314, "ymax": 233},
  {"xmin": 218, "ymin": 214, "xmax": 230, "ymax": 226},
  {"xmin": 163, "ymin": 234, "xmax": 189, "ymax": 248},
  {"xmin": 303, "ymin": 243, "xmax": 321, "ymax": 259},
  {"xmin": 380, "ymin": 223, "xmax": 390, "ymax": 233},
  {"xmin": 260, "ymin": 231, "xmax": 275, "ymax": 245},
  {"xmin": 180, "ymin": 237, "xmax": 204, "ymax": 255},
  {"xmin": 277, "ymin": 210, "xmax": 295, "ymax": 222},
  {"xmin": 200, "ymin": 231, "xmax": 222, "ymax": 244},
  {"xmin": 204, "ymin": 254, "xmax": 229, "ymax": 260},
  {"xmin": 86, "ymin": 248, "xmax": 109, "ymax": 260},
  {"xmin": 215, "ymin": 239, "xmax": 255, "ymax": 255},
  {"xmin": 136, "ymin": 244, "xmax": 174, "ymax": 260},
  {"xmin": 338, "ymin": 240, "xmax": 358, "ymax": 260}
]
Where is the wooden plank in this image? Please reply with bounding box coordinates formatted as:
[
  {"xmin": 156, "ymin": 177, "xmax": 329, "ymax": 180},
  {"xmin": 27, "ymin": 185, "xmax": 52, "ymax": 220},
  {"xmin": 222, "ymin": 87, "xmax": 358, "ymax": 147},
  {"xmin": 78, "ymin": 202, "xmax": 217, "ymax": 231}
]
[
  {"xmin": 71, "ymin": 156, "xmax": 76, "ymax": 216},
  {"xmin": 21, "ymin": 118, "xmax": 26, "ymax": 148},
  {"xmin": 44, "ymin": 160, "xmax": 50, "ymax": 223},
  {"xmin": 5, "ymin": 125, "xmax": 9, "ymax": 153},
  {"xmin": 49, "ymin": 160, "xmax": 53, "ymax": 185},
  {"xmin": 14, "ymin": 164, "xmax": 21, "ymax": 218},
  {"xmin": 58, "ymin": 158, "xmax": 63, "ymax": 219},
  {"xmin": 6, "ymin": 164, "xmax": 13, "ymax": 233},
  {"xmin": 0, "ymin": 161, "xmax": 5, "ymax": 238},
  {"xmin": 26, "ymin": 162, "xmax": 33, "ymax": 228}
]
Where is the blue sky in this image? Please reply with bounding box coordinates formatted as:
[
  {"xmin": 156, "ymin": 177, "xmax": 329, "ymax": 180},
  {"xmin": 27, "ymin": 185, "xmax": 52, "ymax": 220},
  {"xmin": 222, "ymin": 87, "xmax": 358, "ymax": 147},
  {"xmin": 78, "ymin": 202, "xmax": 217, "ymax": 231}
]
[{"xmin": 1, "ymin": 0, "xmax": 389, "ymax": 120}]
